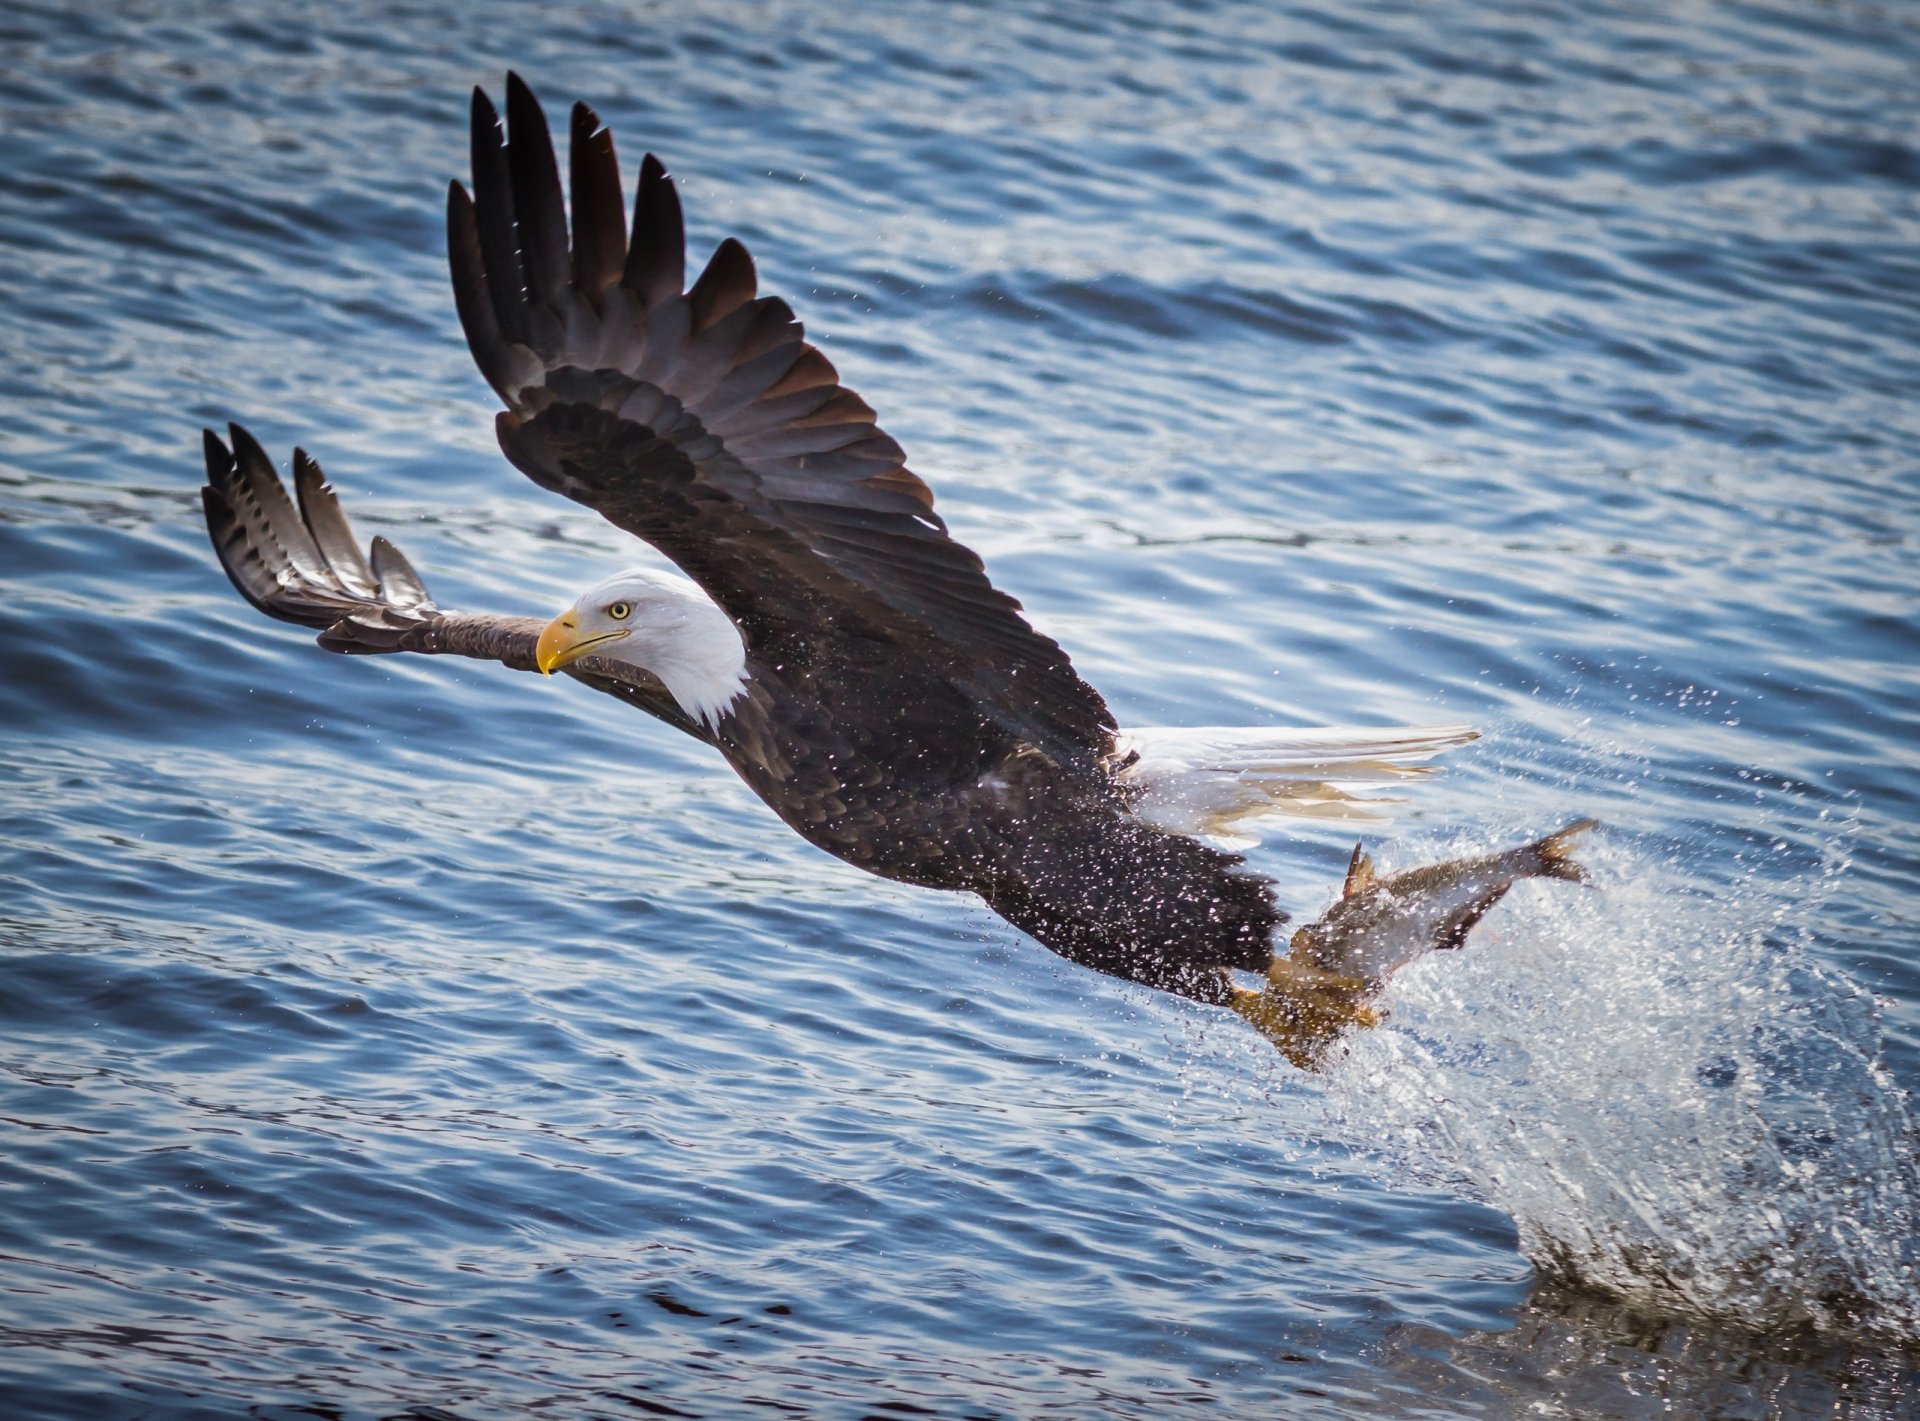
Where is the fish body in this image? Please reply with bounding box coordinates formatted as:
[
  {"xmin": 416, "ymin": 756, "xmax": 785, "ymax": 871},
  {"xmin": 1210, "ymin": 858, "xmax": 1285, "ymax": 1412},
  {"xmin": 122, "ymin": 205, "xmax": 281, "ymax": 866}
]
[
  {"xmin": 1294, "ymin": 817, "xmax": 1597, "ymax": 988},
  {"xmin": 1231, "ymin": 819, "xmax": 1596, "ymax": 1068}
]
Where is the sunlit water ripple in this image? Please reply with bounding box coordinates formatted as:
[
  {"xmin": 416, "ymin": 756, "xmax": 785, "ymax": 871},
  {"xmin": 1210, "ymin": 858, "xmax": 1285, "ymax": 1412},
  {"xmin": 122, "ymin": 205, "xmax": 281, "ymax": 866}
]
[{"xmin": 2, "ymin": 0, "xmax": 1918, "ymax": 1416}]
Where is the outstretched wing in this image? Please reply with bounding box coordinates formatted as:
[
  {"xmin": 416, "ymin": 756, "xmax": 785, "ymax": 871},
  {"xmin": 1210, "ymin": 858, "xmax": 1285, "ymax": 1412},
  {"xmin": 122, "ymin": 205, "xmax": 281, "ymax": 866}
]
[
  {"xmin": 200, "ymin": 424, "xmax": 712, "ymax": 742},
  {"xmin": 449, "ymin": 75, "xmax": 1114, "ymax": 759}
]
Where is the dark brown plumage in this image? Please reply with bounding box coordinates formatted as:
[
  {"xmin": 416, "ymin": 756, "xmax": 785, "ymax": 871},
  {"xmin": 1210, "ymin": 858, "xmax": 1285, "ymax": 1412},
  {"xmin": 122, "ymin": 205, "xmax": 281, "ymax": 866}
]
[{"xmin": 203, "ymin": 75, "xmax": 1290, "ymax": 1013}]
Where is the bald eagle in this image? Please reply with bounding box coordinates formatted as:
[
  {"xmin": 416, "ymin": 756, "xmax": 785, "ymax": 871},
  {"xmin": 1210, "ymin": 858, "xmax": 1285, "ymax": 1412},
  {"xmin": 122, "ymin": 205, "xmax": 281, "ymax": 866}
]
[{"xmin": 203, "ymin": 76, "xmax": 1475, "ymax": 1048}]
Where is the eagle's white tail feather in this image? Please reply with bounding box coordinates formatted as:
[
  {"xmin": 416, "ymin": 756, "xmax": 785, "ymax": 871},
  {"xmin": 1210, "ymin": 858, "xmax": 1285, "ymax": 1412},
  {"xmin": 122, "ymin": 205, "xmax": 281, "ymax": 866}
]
[{"xmin": 1113, "ymin": 723, "xmax": 1479, "ymax": 849}]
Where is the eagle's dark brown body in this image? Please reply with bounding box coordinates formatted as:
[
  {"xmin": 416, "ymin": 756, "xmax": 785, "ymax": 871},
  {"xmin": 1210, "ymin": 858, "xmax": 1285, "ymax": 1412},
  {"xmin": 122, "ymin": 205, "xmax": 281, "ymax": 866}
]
[
  {"xmin": 715, "ymin": 678, "xmax": 1279, "ymax": 1004},
  {"xmin": 201, "ymin": 77, "xmax": 1284, "ymax": 1014}
]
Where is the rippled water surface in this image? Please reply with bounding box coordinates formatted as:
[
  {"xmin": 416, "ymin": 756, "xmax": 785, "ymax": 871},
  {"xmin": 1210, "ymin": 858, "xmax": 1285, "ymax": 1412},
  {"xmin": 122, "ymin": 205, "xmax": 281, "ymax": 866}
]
[{"xmin": 4, "ymin": 0, "xmax": 1919, "ymax": 1415}]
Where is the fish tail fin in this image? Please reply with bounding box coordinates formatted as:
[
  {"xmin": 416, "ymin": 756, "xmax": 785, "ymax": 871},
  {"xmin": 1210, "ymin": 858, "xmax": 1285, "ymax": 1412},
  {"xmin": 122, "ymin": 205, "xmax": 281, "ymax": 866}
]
[{"xmin": 1523, "ymin": 817, "xmax": 1599, "ymax": 884}]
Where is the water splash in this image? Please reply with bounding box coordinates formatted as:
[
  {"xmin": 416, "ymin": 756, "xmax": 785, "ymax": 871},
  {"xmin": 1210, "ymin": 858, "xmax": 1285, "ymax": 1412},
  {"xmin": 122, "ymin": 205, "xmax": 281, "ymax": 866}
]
[{"xmin": 1321, "ymin": 825, "xmax": 1920, "ymax": 1347}]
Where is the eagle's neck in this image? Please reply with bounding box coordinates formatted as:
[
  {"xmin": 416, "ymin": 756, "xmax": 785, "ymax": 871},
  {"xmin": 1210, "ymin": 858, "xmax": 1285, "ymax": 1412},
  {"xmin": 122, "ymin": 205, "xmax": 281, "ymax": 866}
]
[{"xmin": 651, "ymin": 601, "xmax": 749, "ymax": 729}]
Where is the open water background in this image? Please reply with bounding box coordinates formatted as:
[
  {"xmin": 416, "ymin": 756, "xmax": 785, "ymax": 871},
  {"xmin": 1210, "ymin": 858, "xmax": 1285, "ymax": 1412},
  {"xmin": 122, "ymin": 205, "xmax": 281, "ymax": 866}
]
[{"xmin": 2, "ymin": 0, "xmax": 1918, "ymax": 1415}]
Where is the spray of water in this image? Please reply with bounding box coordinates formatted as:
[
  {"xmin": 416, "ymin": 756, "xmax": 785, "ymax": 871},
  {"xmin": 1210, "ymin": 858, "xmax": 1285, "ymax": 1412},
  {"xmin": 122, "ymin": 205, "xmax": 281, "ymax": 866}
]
[{"xmin": 1320, "ymin": 825, "xmax": 1920, "ymax": 1346}]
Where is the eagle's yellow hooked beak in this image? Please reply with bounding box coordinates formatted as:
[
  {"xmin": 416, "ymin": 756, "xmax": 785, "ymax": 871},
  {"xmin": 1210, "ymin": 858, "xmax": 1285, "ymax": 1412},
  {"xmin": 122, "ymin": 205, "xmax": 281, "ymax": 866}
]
[
  {"xmin": 536, "ymin": 609, "xmax": 621, "ymax": 676},
  {"xmin": 535, "ymin": 612, "xmax": 580, "ymax": 675},
  {"xmin": 536, "ymin": 606, "xmax": 633, "ymax": 675}
]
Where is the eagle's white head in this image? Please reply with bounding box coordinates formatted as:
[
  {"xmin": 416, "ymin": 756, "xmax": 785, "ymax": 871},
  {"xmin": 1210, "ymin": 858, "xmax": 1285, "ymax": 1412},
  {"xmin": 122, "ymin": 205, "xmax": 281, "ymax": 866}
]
[{"xmin": 535, "ymin": 567, "xmax": 748, "ymax": 729}]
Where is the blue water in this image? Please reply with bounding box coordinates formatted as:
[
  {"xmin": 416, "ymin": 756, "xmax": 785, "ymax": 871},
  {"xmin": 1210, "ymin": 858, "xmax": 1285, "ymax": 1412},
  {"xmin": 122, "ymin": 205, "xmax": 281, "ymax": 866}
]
[{"xmin": 3, "ymin": 0, "xmax": 1919, "ymax": 1415}]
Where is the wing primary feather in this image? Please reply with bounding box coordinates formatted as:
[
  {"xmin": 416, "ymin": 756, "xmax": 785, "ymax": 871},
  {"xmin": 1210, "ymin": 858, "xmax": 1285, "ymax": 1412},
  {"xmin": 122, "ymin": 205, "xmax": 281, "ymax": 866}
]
[
  {"xmin": 202, "ymin": 433, "xmax": 295, "ymax": 619},
  {"xmin": 734, "ymin": 297, "xmax": 804, "ymax": 363},
  {"xmin": 504, "ymin": 72, "xmax": 569, "ymax": 309},
  {"xmin": 202, "ymin": 484, "xmax": 274, "ymax": 613},
  {"xmin": 569, "ymin": 101, "xmax": 627, "ymax": 301},
  {"xmin": 688, "ymin": 237, "xmax": 757, "ymax": 332},
  {"xmin": 202, "ymin": 432, "xmax": 292, "ymax": 608},
  {"xmin": 760, "ymin": 346, "xmax": 839, "ymax": 399},
  {"xmin": 626, "ymin": 153, "xmax": 685, "ymax": 307},
  {"xmin": 292, "ymin": 448, "xmax": 380, "ymax": 598},
  {"xmin": 666, "ymin": 301, "xmax": 768, "ymax": 405},
  {"xmin": 699, "ymin": 339, "xmax": 809, "ymax": 420},
  {"xmin": 705, "ymin": 382, "xmax": 840, "ymax": 438},
  {"xmin": 204, "ymin": 493, "xmax": 316, "ymax": 624},
  {"xmin": 630, "ymin": 298, "xmax": 692, "ymax": 387},
  {"xmin": 202, "ymin": 430, "xmax": 348, "ymax": 626},
  {"xmin": 227, "ymin": 423, "xmax": 330, "ymax": 581},
  {"xmin": 447, "ymin": 181, "xmax": 515, "ymax": 400},
  {"xmin": 468, "ymin": 86, "xmax": 529, "ymax": 347},
  {"xmin": 368, "ymin": 536, "xmax": 434, "ymax": 611}
]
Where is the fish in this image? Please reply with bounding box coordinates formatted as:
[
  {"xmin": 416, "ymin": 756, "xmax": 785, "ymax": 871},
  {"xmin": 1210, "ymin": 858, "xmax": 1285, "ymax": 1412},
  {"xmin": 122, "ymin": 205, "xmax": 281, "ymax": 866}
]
[{"xmin": 1231, "ymin": 819, "xmax": 1598, "ymax": 1069}]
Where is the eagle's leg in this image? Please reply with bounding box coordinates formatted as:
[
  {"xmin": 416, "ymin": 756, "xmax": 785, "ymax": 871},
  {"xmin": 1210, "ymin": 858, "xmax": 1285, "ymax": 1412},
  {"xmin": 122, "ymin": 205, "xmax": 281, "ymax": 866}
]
[{"xmin": 1228, "ymin": 958, "xmax": 1381, "ymax": 1072}]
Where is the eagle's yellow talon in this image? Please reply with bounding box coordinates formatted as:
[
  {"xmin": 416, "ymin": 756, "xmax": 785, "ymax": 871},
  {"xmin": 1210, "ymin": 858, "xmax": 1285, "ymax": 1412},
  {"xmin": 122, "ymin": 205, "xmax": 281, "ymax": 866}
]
[{"xmin": 1230, "ymin": 971, "xmax": 1383, "ymax": 1071}]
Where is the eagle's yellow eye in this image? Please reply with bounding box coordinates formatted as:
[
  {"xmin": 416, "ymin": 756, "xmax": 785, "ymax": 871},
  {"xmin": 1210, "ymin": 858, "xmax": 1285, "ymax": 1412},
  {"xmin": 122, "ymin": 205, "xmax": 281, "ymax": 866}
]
[{"xmin": 607, "ymin": 601, "xmax": 632, "ymax": 620}]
